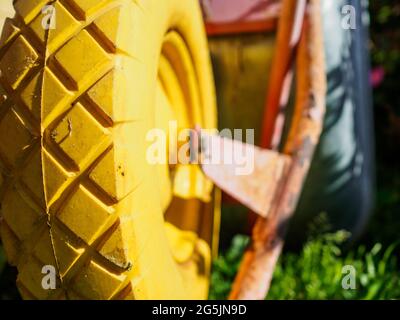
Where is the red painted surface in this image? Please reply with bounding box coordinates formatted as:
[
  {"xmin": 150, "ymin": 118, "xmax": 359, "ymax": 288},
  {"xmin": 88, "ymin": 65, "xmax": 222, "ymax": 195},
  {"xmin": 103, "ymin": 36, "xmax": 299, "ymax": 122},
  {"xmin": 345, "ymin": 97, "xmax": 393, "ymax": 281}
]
[
  {"xmin": 201, "ymin": 0, "xmax": 280, "ymax": 23},
  {"xmin": 206, "ymin": 19, "xmax": 277, "ymax": 36}
]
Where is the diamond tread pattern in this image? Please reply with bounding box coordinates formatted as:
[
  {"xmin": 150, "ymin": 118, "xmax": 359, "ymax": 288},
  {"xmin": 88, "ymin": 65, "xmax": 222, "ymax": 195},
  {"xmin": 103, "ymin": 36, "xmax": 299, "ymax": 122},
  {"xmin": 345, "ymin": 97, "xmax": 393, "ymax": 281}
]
[{"xmin": 0, "ymin": 0, "xmax": 139, "ymax": 300}]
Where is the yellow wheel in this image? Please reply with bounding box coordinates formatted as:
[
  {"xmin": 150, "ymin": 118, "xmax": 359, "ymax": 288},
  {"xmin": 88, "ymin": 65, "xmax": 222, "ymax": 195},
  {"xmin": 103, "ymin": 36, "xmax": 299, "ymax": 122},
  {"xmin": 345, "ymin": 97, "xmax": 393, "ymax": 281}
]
[{"xmin": 0, "ymin": 0, "xmax": 218, "ymax": 299}]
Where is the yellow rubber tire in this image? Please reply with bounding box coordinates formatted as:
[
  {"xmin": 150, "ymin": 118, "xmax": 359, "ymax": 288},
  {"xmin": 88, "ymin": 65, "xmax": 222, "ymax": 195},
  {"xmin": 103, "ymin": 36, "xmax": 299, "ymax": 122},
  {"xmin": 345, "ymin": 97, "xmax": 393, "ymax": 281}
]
[{"xmin": 0, "ymin": 0, "xmax": 217, "ymax": 300}]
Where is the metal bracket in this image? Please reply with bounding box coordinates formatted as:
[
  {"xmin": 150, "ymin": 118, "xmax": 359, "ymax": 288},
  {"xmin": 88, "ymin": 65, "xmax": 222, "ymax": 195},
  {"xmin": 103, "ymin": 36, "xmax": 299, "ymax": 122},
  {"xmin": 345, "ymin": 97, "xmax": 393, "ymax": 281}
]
[{"xmin": 190, "ymin": 130, "xmax": 292, "ymax": 218}]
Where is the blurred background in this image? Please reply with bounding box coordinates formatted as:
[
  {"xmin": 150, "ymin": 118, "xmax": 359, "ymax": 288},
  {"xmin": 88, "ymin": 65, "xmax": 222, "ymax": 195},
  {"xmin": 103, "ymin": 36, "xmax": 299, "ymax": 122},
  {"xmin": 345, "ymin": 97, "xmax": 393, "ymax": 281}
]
[
  {"xmin": 210, "ymin": 0, "xmax": 400, "ymax": 300},
  {"xmin": 1, "ymin": 1, "xmax": 400, "ymax": 299}
]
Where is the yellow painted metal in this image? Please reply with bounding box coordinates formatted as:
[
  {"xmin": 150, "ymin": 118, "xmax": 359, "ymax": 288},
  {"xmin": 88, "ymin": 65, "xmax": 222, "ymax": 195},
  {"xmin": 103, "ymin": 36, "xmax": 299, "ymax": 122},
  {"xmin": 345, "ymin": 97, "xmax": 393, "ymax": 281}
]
[
  {"xmin": 0, "ymin": 0, "xmax": 219, "ymax": 300},
  {"xmin": 159, "ymin": 31, "xmax": 214, "ymax": 202},
  {"xmin": 158, "ymin": 29, "xmax": 218, "ymax": 298},
  {"xmin": 208, "ymin": 34, "xmax": 277, "ymax": 143}
]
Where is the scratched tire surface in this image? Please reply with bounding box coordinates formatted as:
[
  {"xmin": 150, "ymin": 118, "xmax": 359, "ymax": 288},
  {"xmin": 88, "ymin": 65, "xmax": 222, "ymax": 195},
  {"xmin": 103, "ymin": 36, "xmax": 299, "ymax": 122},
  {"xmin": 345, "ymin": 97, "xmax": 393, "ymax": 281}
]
[{"xmin": 0, "ymin": 0, "xmax": 216, "ymax": 299}]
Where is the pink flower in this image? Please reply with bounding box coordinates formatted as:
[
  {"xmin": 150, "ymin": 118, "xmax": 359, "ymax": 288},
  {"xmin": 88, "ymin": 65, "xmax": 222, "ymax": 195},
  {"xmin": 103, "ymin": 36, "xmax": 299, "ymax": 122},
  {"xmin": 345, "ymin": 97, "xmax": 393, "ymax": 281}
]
[{"xmin": 370, "ymin": 66, "xmax": 385, "ymax": 88}]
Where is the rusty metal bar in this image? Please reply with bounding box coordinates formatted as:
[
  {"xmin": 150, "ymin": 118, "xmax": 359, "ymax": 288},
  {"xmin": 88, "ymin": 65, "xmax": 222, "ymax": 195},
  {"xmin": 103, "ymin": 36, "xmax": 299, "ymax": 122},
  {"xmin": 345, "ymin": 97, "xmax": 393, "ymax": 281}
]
[
  {"xmin": 260, "ymin": 0, "xmax": 307, "ymax": 149},
  {"xmin": 229, "ymin": 0, "xmax": 326, "ymax": 300}
]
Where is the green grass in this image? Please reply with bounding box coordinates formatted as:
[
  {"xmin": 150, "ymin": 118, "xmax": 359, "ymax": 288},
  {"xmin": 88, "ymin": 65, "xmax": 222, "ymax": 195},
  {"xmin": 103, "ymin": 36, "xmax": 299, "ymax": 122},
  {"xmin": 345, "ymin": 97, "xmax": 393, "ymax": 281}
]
[{"xmin": 210, "ymin": 230, "xmax": 400, "ymax": 300}]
